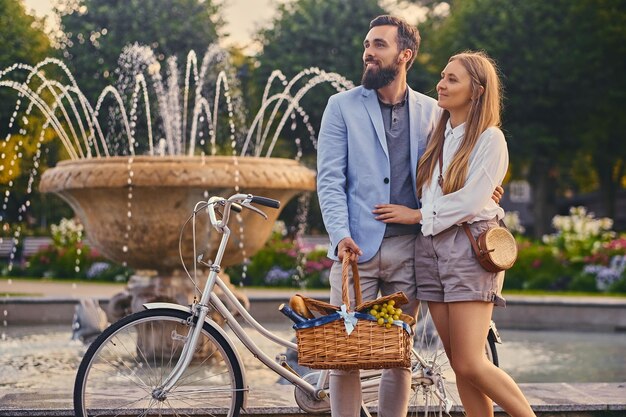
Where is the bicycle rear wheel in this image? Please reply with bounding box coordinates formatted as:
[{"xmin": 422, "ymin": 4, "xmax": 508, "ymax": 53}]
[
  {"xmin": 406, "ymin": 303, "xmax": 498, "ymax": 416},
  {"xmin": 74, "ymin": 308, "xmax": 244, "ymax": 417}
]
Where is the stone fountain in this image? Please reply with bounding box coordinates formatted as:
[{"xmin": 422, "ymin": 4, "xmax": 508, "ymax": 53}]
[
  {"xmin": 0, "ymin": 44, "xmax": 353, "ymax": 323},
  {"xmin": 39, "ymin": 155, "xmax": 316, "ymax": 320}
]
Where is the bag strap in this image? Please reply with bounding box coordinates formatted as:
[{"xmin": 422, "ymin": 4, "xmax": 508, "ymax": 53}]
[
  {"xmin": 341, "ymin": 250, "xmax": 362, "ymax": 311},
  {"xmin": 437, "ymin": 143, "xmax": 444, "ymax": 190},
  {"xmin": 462, "ymin": 223, "xmax": 493, "ymax": 257}
]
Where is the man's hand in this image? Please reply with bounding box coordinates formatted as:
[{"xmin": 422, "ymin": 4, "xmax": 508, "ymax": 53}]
[
  {"xmin": 373, "ymin": 204, "xmax": 421, "ymax": 224},
  {"xmin": 491, "ymin": 185, "xmax": 504, "ymax": 205},
  {"xmin": 337, "ymin": 237, "xmax": 362, "ymax": 261}
]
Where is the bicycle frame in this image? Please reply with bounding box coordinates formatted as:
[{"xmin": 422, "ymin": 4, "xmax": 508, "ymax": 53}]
[{"xmin": 145, "ymin": 194, "xmax": 328, "ymax": 409}]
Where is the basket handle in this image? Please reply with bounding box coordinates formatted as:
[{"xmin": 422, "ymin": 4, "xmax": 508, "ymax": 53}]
[{"xmin": 341, "ymin": 250, "xmax": 362, "ymax": 311}]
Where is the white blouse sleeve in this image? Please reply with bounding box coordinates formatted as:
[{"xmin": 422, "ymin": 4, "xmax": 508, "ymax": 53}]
[{"xmin": 421, "ymin": 127, "xmax": 509, "ymax": 236}]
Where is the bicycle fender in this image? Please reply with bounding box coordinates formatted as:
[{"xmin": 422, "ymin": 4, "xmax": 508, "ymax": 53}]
[
  {"xmin": 489, "ymin": 320, "xmax": 502, "ymax": 344},
  {"xmin": 143, "ymin": 302, "xmax": 249, "ymax": 409}
]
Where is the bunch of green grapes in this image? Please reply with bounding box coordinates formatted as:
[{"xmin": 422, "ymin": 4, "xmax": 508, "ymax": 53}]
[{"xmin": 368, "ymin": 300, "xmax": 403, "ymax": 329}]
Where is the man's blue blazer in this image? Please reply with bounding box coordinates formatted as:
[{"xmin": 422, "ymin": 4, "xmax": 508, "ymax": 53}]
[{"xmin": 317, "ymin": 85, "xmax": 440, "ymax": 262}]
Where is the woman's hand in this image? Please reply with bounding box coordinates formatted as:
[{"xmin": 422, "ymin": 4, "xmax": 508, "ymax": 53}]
[
  {"xmin": 492, "ymin": 185, "xmax": 504, "ymax": 204},
  {"xmin": 373, "ymin": 204, "xmax": 421, "ymax": 224}
]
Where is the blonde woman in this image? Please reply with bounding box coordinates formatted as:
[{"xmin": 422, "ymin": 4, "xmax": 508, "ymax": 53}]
[{"xmin": 372, "ymin": 51, "xmax": 535, "ymax": 417}]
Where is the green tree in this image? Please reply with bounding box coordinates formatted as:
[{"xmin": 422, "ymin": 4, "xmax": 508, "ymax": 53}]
[
  {"xmin": 569, "ymin": 0, "xmax": 626, "ymax": 222},
  {"xmin": 253, "ymin": 0, "xmax": 386, "ymax": 160},
  {"xmin": 0, "ymin": 0, "xmax": 52, "ymax": 139},
  {"xmin": 55, "ymin": 0, "xmax": 224, "ymax": 104},
  {"xmin": 421, "ymin": 0, "xmax": 626, "ymax": 236},
  {"xmin": 0, "ymin": 1, "xmax": 67, "ymax": 227}
]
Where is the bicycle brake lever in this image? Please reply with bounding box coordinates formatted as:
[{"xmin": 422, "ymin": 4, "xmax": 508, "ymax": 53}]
[
  {"xmin": 196, "ymin": 254, "xmax": 212, "ymax": 267},
  {"xmin": 241, "ymin": 202, "xmax": 268, "ymax": 220}
]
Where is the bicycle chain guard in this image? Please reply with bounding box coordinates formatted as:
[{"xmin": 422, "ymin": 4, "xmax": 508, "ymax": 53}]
[{"xmin": 293, "ymin": 372, "xmax": 331, "ymax": 414}]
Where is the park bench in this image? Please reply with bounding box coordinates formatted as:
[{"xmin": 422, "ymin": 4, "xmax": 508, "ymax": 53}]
[
  {"xmin": 21, "ymin": 237, "xmax": 53, "ymax": 258},
  {"xmin": 0, "ymin": 239, "xmax": 16, "ymax": 260},
  {"xmin": 0, "ymin": 237, "xmax": 52, "ymax": 262}
]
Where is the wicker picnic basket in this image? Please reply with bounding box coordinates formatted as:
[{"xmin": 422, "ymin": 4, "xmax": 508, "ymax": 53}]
[{"xmin": 294, "ymin": 252, "xmax": 414, "ymax": 370}]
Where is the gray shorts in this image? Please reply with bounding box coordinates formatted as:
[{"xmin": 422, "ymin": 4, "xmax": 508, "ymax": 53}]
[{"xmin": 415, "ymin": 219, "xmax": 506, "ymax": 306}]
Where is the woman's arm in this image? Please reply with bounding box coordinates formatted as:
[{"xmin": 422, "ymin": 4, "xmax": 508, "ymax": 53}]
[
  {"xmin": 372, "ymin": 204, "xmax": 422, "ymax": 224},
  {"xmin": 421, "ymin": 127, "xmax": 509, "ymax": 235}
]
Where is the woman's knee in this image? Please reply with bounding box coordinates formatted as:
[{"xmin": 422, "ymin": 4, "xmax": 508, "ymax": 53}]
[{"xmin": 450, "ymin": 357, "xmax": 487, "ymax": 380}]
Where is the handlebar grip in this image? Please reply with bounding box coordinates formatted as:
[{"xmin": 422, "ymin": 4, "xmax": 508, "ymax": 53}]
[{"xmin": 251, "ymin": 196, "xmax": 280, "ymax": 209}]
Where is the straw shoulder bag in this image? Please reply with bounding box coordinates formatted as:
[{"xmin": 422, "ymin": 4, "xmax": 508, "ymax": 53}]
[
  {"xmin": 437, "ymin": 143, "xmax": 518, "ymax": 273},
  {"xmin": 462, "ymin": 222, "xmax": 518, "ymax": 272},
  {"xmin": 293, "ymin": 252, "xmax": 414, "ymax": 370}
]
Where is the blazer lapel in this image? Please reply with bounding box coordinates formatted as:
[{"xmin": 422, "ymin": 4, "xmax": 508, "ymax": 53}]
[{"xmin": 361, "ymin": 89, "xmax": 388, "ymax": 159}]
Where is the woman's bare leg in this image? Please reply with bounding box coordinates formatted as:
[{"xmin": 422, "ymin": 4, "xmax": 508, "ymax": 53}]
[
  {"xmin": 428, "ymin": 302, "xmax": 493, "ymax": 416},
  {"xmin": 448, "ymin": 301, "xmax": 536, "ymax": 417}
]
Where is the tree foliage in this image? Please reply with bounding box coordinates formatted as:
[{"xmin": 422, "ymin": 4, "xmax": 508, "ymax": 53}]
[
  {"xmin": 420, "ymin": 0, "xmax": 626, "ymax": 235},
  {"xmin": 253, "ymin": 0, "xmax": 386, "ymax": 159},
  {"xmin": 257, "ymin": 0, "xmax": 386, "ymax": 86},
  {"xmin": 55, "ymin": 0, "xmax": 224, "ymax": 103},
  {"xmin": 0, "ymin": 0, "xmax": 63, "ymax": 227},
  {"xmin": 0, "ymin": 0, "xmax": 52, "ymax": 137}
]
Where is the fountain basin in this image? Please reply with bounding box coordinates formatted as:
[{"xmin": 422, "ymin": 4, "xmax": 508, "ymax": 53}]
[{"xmin": 39, "ymin": 155, "xmax": 316, "ymax": 271}]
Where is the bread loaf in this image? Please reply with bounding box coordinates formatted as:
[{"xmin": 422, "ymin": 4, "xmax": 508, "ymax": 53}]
[{"xmin": 289, "ymin": 295, "xmax": 315, "ymax": 319}]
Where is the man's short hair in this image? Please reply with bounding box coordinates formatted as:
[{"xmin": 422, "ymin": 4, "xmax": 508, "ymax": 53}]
[{"xmin": 369, "ymin": 15, "xmax": 420, "ymax": 70}]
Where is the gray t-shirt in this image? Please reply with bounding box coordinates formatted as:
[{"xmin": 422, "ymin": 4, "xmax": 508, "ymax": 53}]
[{"xmin": 378, "ymin": 92, "xmax": 420, "ymax": 237}]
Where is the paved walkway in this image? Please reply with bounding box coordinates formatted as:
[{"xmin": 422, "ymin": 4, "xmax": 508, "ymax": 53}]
[{"xmin": 0, "ymin": 382, "xmax": 624, "ymax": 416}]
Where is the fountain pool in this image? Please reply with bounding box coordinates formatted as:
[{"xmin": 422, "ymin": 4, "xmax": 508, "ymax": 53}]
[{"xmin": 1, "ymin": 323, "xmax": 624, "ymax": 392}]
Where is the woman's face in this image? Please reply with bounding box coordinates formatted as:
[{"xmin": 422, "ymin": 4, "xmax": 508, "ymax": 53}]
[{"xmin": 436, "ymin": 59, "xmax": 473, "ymax": 113}]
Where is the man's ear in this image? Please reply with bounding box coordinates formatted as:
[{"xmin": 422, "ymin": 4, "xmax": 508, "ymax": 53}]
[{"xmin": 401, "ymin": 49, "xmax": 413, "ymax": 64}]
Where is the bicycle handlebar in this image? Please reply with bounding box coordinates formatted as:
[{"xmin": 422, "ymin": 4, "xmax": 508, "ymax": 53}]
[
  {"xmin": 250, "ymin": 196, "xmax": 280, "ymax": 209},
  {"xmin": 207, "ymin": 193, "xmax": 280, "ymax": 231}
]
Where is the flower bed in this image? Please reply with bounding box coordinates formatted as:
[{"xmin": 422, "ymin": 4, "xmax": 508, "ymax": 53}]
[{"xmin": 506, "ymin": 208, "xmax": 626, "ymax": 293}]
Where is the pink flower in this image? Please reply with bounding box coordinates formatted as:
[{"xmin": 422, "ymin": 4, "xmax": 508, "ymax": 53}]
[{"xmin": 531, "ymin": 259, "xmax": 542, "ymax": 269}]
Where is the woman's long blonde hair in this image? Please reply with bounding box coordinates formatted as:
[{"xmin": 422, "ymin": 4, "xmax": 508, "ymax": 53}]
[{"xmin": 416, "ymin": 51, "xmax": 502, "ymax": 197}]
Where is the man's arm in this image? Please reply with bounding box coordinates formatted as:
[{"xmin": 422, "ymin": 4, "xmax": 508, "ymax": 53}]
[{"xmin": 316, "ymin": 96, "xmax": 357, "ymax": 259}]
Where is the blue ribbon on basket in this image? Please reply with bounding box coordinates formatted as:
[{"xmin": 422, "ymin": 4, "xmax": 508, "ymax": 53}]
[
  {"xmin": 293, "ymin": 308, "xmax": 413, "ymax": 336},
  {"xmin": 338, "ymin": 304, "xmax": 358, "ymax": 335}
]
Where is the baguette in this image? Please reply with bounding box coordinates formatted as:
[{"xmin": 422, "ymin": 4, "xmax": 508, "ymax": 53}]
[{"xmin": 289, "ymin": 295, "xmax": 315, "ymax": 319}]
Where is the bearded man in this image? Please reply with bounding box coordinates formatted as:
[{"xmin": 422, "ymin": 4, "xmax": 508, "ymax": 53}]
[{"xmin": 316, "ymin": 15, "xmax": 438, "ymax": 417}]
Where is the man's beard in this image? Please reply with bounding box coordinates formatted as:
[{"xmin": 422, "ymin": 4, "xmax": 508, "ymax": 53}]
[{"xmin": 361, "ymin": 60, "xmax": 400, "ymax": 90}]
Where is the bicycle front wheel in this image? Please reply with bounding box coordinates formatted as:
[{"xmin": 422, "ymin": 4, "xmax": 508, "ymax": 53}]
[{"xmin": 74, "ymin": 308, "xmax": 244, "ymax": 417}]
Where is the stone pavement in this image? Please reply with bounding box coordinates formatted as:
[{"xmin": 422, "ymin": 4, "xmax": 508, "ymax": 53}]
[
  {"xmin": 1, "ymin": 278, "xmax": 626, "ymax": 416},
  {"xmin": 0, "ymin": 383, "xmax": 624, "ymax": 416}
]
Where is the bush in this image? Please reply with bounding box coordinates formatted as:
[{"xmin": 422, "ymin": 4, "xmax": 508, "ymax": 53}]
[
  {"xmin": 504, "ymin": 208, "xmax": 626, "ymax": 293},
  {"xmin": 226, "ymin": 229, "xmax": 332, "ymax": 289},
  {"xmin": 505, "ymin": 238, "xmax": 575, "ymax": 290},
  {"xmin": 3, "ymin": 218, "xmax": 133, "ymax": 281}
]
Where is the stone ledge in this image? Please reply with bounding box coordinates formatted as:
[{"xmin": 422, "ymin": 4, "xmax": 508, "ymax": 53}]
[{"xmin": 2, "ymin": 293, "xmax": 626, "ymax": 332}]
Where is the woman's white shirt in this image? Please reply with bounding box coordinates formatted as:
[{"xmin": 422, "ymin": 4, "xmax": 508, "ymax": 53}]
[{"xmin": 420, "ymin": 121, "xmax": 508, "ymax": 236}]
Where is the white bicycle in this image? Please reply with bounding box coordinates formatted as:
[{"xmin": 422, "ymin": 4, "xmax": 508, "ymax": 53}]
[{"xmin": 73, "ymin": 192, "xmax": 500, "ymax": 416}]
